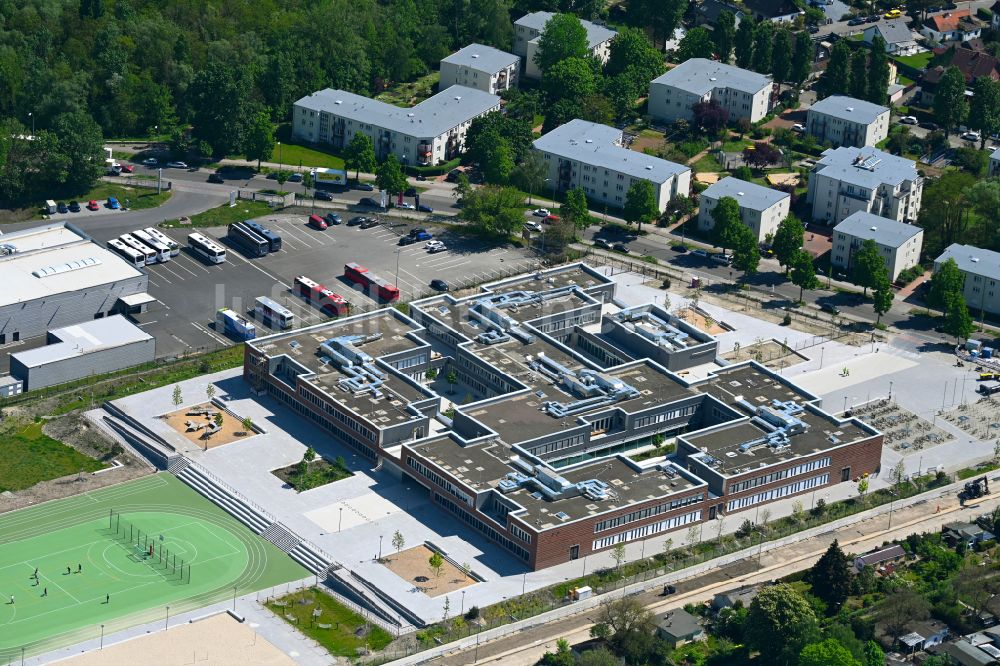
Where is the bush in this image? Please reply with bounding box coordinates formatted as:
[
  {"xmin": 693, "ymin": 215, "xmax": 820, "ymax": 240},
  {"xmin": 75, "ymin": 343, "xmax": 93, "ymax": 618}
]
[
  {"xmin": 782, "ymin": 312, "xmax": 792, "ymax": 326},
  {"xmin": 978, "ymin": 6, "xmax": 992, "ymax": 20},
  {"xmin": 896, "ymin": 264, "xmax": 925, "ymax": 286},
  {"xmin": 750, "ymin": 127, "xmax": 772, "ymax": 140},
  {"xmin": 661, "ymin": 278, "xmax": 672, "ymax": 289},
  {"xmin": 464, "ymin": 605, "xmax": 480, "ymax": 620},
  {"xmin": 678, "ymin": 138, "xmax": 709, "ymax": 158}
]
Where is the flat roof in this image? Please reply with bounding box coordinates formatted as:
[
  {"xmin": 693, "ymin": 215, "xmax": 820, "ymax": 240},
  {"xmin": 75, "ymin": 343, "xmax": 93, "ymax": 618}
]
[
  {"xmin": 808, "ymin": 95, "xmax": 889, "ymax": 125},
  {"xmin": 834, "ymin": 211, "xmax": 922, "ymax": 248},
  {"xmin": 534, "ymin": 120, "xmax": 689, "ymax": 184},
  {"xmin": 936, "ymin": 243, "xmax": 1000, "ymax": 282},
  {"xmin": 294, "ymin": 86, "xmax": 500, "ymax": 139},
  {"xmin": 484, "ymin": 263, "xmax": 613, "ymax": 294},
  {"xmin": 702, "ymin": 176, "xmax": 790, "ymax": 212},
  {"xmin": 515, "ymin": 11, "xmax": 617, "ymax": 48},
  {"xmin": 652, "ymin": 58, "xmax": 772, "ymax": 96},
  {"xmin": 11, "ymin": 315, "xmax": 152, "ymax": 368},
  {"xmin": 813, "ymin": 146, "xmax": 918, "ymax": 189},
  {"xmin": 442, "ymin": 44, "xmax": 519, "ymax": 72},
  {"xmin": 0, "ymin": 223, "xmax": 144, "ymax": 308}
]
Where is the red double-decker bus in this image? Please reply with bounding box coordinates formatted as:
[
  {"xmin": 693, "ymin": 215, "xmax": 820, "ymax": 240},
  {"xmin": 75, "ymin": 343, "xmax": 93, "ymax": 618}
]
[
  {"xmin": 344, "ymin": 262, "xmax": 400, "ymax": 302},
  {"xmin": 294, "ymin": 275, "xmax": 350, "ymax": 316}
]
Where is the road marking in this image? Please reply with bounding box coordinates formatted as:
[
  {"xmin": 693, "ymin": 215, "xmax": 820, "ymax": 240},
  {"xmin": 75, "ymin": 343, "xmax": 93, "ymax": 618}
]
[
  {"xmin": 175, "ymin": 253, "xmax": 211, "ymax": 274},
  {"xmin": 136, "ymin": 320, "xmax": 159, "ymax": 327},
  {"xmin": 147, "ymin": 268, "xmax": 172, "ymax": 284},
  {"xmin": 191, "ymin": 322, "xmax": 228, "ymax": 346},
  {"xmin": 167, "ymin": 258, "xmax": 199, "ymax": 278},
  {"xmin": 147, "ymin": 277, "xmax": 162, "ymax": 288},
  {"xmin": 223, "ymin": 248, "xmax": 290, "ymax": 288},
  {"xmin": 155, "ymin": 262, "xmax": 187, "ymax": 282}
]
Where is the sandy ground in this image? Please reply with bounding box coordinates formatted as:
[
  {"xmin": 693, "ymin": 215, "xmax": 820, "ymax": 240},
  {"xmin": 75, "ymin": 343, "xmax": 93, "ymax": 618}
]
[
  {"xmin": 722, "ymin": 339, "xmax": 809, "ymax": 370},
  {"xmin": 382, "ymin": 545, "xmax": 476, "ymax": 597},
  {"xmin": 693, "ymin": 173, "xmax": 720, "ymax": 184},
  {"xmin": 675, "ymin": 307, "xmax": 728, "ymax": 335},
  {"xmin": 54, "ymin": 612, "xmax": 295, "ymax": 666},
  {"xmin": 765, "ymin": 172, "xmax": 799, "ymax": 187},
  {"xmin": 163, "ymin": 403, "xmax": 253, "ymax": 449}
]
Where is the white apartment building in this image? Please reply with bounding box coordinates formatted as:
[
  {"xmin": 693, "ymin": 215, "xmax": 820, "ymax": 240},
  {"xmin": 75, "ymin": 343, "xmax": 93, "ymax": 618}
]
[
  {"xmin": 291, "ymin": 86, "xmax": 501, "ymax": 167},
  {"xmin": 513, "ymin": 11, "xmax": 616, "ymax": 79},
  {"xmin": 648, "ymin": 59, "xmax": 774, "ymax": 125},
  {"xmin": 440, "ymin": 44, "xmax": 520, "ymax": 95},
  {"xmin": 806, "ymin": 95, "xmax": 891, "ymax": 148},
  {"xmin": 698, "ymin": 176, "xmax": 791, "ymax": 242},
  {"xmin": 832, "ymin": 211, "xmax": 923, "ymax": 282},
  {"xmin": 806, "ymin": 147, "xmax": 922, "ymax": 225},
  {"xmin": 990, "ymin": 147, "xmax": 1000, "ymax": 177},
  {"xmin": 935, "ymin": 244, "xmax": 1000, "ymax": 317},
  {"xmin": 533, "ymin": 119, "xmax": 691, "ymax": 213}
]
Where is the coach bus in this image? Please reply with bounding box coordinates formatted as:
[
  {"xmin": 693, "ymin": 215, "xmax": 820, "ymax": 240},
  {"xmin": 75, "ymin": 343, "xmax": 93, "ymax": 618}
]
[
  {"xmin": 294, "ymin": 275, "xmax": 350, "ymax": 316},
  {"xmin": 106, "ymin": 238, "xmax": 145, "ymax": 268},
  {"xmin": 241, "ymin": 220, "xmax": 282, "ymax": 252},
  {"xmin": 344, "ymin": 262, "xmax": 400, "ymax": 302},
  {"xmin": 227, "ymin": 222, "xmax": 269, "ymax": 258},
  {"xmin": 119, "ymin": 233, "xmax": 158, "ymax": 265},
  {"xmin": 188, "ymin": 232, "xmax": 227, "ymax": 264},
  {"xmin": 216, "ymin": 308, "xmax": 257, "ymax": 341},
  {"xmin": 255, "ymin": 296, "xmax": 294, "ymax": 329},
  {"xmin": 131, "ymin": 229, "xmax": 173, "ymax": 263},
  {"xmin": 142, "ymin": 227, "xmax": 180, "ymax": 257}
]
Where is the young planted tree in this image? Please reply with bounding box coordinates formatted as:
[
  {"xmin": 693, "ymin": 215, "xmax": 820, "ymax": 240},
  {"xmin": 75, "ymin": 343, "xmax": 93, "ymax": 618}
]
[
  {"xmin": 205, "ymin": 383, "xmax": 216, "ymax": 402},
  {"xmin": 172, "ymin": 384, "xmax": 183, "ymax": 408},
  {"xmin": 303, "ymin": 446, "xmax": 316, "ymax": 463},
  {"xmin": 873, "ymin": 276, "xmax": 894, "ymax": 325},
  {"xmin": 429, "ymin": 551, "xmax": 445, "ymax": 578},
  {"xmin": 446, "ymin": 369, "xmax": 458, "ymax": 394},
  {"xmin": 611, "ymin": 543, "xmax": 626, "ymax": 570},
  {"xmin": 213, "ymin": 412, "xmax": 224, "ymax": 428},
  {"xmin": 240, "ymin": 416, "xmax": 253, "ymax": 435},
  {"xmin": 391, "ymin": 530, "xmax": 405, "ymax": 556}
]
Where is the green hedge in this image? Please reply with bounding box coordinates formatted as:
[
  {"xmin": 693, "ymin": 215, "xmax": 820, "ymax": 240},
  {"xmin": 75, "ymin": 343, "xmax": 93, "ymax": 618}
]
[{"xmin": 404, "ymin": 158, "xmax": 461, "ymax": 177}]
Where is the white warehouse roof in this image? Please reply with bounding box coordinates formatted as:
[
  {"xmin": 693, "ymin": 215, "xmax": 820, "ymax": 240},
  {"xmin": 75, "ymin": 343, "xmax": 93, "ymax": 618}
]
[{"xmin": 11, "ymin": 315, "xmax": 152, "ymax": 368}]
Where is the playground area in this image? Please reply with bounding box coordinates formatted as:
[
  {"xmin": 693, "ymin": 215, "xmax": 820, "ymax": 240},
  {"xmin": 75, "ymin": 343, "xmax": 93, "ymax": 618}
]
[
  {"xmin": 0, "ymin": 473, "xmax": 305, "ymax": 660},
  {"xmin": 163, "ymin": 403, "xmax": 255, "ymax": 449},
  {"xmin": 382, "ymin": 545, "xmax": 477, "ymax": 597}
]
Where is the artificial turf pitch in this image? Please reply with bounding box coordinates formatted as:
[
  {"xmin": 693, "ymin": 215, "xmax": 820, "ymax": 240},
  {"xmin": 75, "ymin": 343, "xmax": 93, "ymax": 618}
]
[{"xmin": 0, "ymin": 473, "xmax": 307, "ymax": 659}]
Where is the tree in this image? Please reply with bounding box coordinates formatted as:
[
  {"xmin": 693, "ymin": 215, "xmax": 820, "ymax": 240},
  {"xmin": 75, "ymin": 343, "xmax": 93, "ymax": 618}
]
[
  {"xmin": 850, "ymin": 49, "xmax": 869, "ymax": 101},
  {"xmin": 483, "ymin": 138, "xmax": 515, "ymax": 183},
  {"xmin": 773, "ymin": 216, "xmax": 805, "ymax": 274},
  {"xmin": 205, "ymin": 383, "xmax": 216, "ymax": 402},
  {"xmin": 345, "ymin": 133, "xmax": 377, "ymax": 181},
  {"xmin": 928, "ymin": 258, "xmax": 965, "ymax": 310},
  {"xmin": 692, "ymin": 100, "xmax": 730, "ymax": 136},
  {"xmin": 512, "ymin": 152, "xmax": 547, "ymax": 204},
  {"xmin": 944, "ymin": 291, "xmax": 974, "ymax": 342},
  {"xmin": 459, "ymin": 185, "xmax": 525, "ymax": 237},
  {"xmin": 772, "ymin": 29, "xmax": 793, "ymax": 84},
  {"xmin": 735, "ymin": 17, "xmax": 756, "ymax": 69},
  {"xmin": 466, "ymin": 113, "xmax": 534, "ymax": 165},
  {"xmin": 543, "ymin": 57, "xmax": 596, "ymax": 102},
  {"xmin": 611, "ymin": 543, "xmax": 626, "ymax": 570},
  {"xmin": 590, "ymin": 597, "xmax": 654, "ymax": 651},
  {"xmin": 446, "ymin": 369, "xmax": 458, "ymax": 393},
  {"xmin": 732, "ymin": 224, "xmax": 761, "ymax": 278},
  {"xmin": 809, "ymin": 540, "xmax": 852, "ymax": 612},
  {"xmin": 303, "ymin": 446, "xmax": 316, "ymax": 463},
  {"xmin": 623, "ymin": 180, "xmax": 658, "ymax": 233},
  {"xmin": 820, "ymin": 41, "xmax": 851, "ymax": 98},
  {"xmin": 873, "ymin": 276, "xmax": 893, "ymax": 325},
  {"xmin": 533, "ymin": 14, "xmax": 588, "ymax": 75},
  {"xmin": 213, "ymin": 412, "xmax": 224, "ymax": 428},
  {"xmin": 751, "ymin": 21, "xmax": 774, "ymax": 74},
  {"xmin": 918, "ymin": 171, "xmax": 976, "ymax": 255},
  {"xmin": 969, "ymin": 77, "xmax": 1000, "ymax": 148},
  {"xmin": 790, "ymin": 250, "xmax": 819, "ymax": 302},
  {"xmin": 851, "ymin": 239, "xmax": 887, "ymax": 296},
  {"xmin": 791, "ymin": 31, "xmax": 813, "ymax": 87},
  {"xmin": 867, "ymin": 36, "xmax": 890, "ymax": 105},
  {"xmin": 630, "ymin": 0, "xmax": 686, "ymax": 48},
  {"xmin": 606, "ymin": 28, "xmax": 665, "ymax": 85},
  {"xmin": 188, "ymin": 59, "xmax": 255, "ymax": 157},
  {"xmin": 715, "ymin": 11, "xmax": 737, "ymax": 64},
  {"xmin": 376, "ymin": 155, "xmax": 407, "ymax": 199},
  {"xmin": 863, "ymin": 641, "xmax": 885, "ymax": 666},
  {"xmin": 561, "ymin": 187, "xmax": 590, "ymax": 229},
  {"xmin": 934, "ymin": 66, "xmax": 969, "ymax": 134},
  {"xmin": 876, "ymin": 587, "xmax": 930, "ymax": 641},
  {"xmin": 745, "ymin": 584, "xmax": 819, "ymax": 666},
  {"xmin": 172, "ymin": 384, "xmax": 183, "ymax": 408},
  {"xmin": 710, "ymin": 196, "xmax": 743, "ymax": 252},
  {"xmin": 240, "ymin": 416, "xmax": 253, "ymax": 434},
  {"xmin": 678, "ymin": 27, "xmax": 716, "ymax": 61},
  {"xmin": 429, "ymin": 551, "xmax": 445, "ymax": 578},
  {"xmin": 799, "ymin": 639, "xmax": 860, "ymax": 666},
  {"xmin": 743, "ymin": 142, "xmax": 782, "ymax": 171},
  {"xmin": 392, "ymin": 530, "xmax": 405, "ymax": 556},
  {"xmin": 243, "ymin": 110, "xmax": 276, "ymax": 171},
  {"xmin": 51, "ymin": 111, "xmax": 105, "ymax": 192}
]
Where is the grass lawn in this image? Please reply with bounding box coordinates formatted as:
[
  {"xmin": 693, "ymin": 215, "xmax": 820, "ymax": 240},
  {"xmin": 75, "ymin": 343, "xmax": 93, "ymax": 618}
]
[
  {"xmin": 86, "ymin": 182, "xmax": 172, "ymax": 210},
  {"xmin": 376, "ymin": 71, "xmax": 439, "ymax": 107},
  {"xmin": 273, "ymin": 458, "xmax": 353, "ymax": 492},
  {"xmin": 267, "ymin": 143, "xmax": 345, "ymax": 170},
  {"xmin": 893, "ymin": 52, "xmax": 934, "ymax": 70},
  {"xmin": 691, "ymin": 153, "xmax": 724, "ymax": 173},
  {"xmin": 266, "ymin": 587, "xmax": 393, "ymax": 657},
  {"xmin": 161, "ymin": 200, "xmax": 273, "ymax": 228},
  {"xmin": 721, "ymin": 138, "xmax": 752, "ymax": 152},
  {"xmin": 0, "ymin": 422, "xmax": 104, "ymax": 492}
]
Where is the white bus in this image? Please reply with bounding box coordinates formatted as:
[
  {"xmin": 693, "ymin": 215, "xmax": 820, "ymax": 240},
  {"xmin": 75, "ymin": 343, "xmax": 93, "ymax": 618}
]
[
  {"xmin": 106, "ymin": 238, "xmax": 145, "ymax": 268},
  {"xmin": 255, "ymin": 296, "xmax": 294, "ymax": 329},
  {"xmin": 142, "ymin": 227, "xmax": 180, "ymax": 257},
  {"xmin": 188, "ymin": 232, "xmax": 227, "ymax": 264},
  {"xmin": 131, "ymin": 229, "xmax": 172, "ymax": 263},
  {"xmin": 119, "ymin": 233, "xmax": 157, "ymax": 265}
]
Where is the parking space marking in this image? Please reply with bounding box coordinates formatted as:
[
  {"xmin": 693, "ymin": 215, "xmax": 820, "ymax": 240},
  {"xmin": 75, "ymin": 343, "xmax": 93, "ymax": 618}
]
[
  {"xmin": 147, "ymin": 267, "xmax": 173, "ymax": 284},
  {"xmin": 224, "ymin": 248, "xmax": 291, "ymax": 289},
  {"xmin": 191, "ymin": 321, "xmax": 228, "ymax": 346},
  {"xmin": 167, "ymin": 258, "xmax": 200, "ymax": 278},
  {"xmin": 147, "ymin": 277, "xmax": 162, "ymax": 289},
  {"xmin": 154, "ymin": 262, "xmax": 188, "ymax": 282}
]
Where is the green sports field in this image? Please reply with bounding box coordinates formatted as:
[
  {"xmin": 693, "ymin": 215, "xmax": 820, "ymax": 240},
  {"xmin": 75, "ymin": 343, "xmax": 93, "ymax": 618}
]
[{"xmin": 0, "ymin": 473, "xmax": 307, "ymax": 659}]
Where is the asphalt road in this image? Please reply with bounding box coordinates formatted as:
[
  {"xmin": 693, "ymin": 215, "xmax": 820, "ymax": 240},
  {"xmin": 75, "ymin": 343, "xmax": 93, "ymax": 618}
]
[{"xmin": 812, "ymin": 0, "xmax": 997, "ymax": 39}]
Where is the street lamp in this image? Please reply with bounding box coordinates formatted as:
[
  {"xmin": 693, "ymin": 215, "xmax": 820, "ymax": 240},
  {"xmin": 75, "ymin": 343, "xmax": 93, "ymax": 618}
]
[
  {"xmin": 165, "ymin": 605, "xmax": 170, "ymax": 630},
  {"xmin": 28, "ymin": 112, "xmax": 33, "ymax": 136},
  {"xmin": 378, "ymin": 535, "xmax": 383, "ymax": 560},
  {"xmin": 100, "ymin": 624, "xmax": 104, "ymax": 649},
  {"xmin": 233, "ymin": 586, "xmax": 238, "ymax": 611},
  {"xmin": 338, "ymin": 507, "xmax": 343, "ymax": 532},
  {"xmin": 461, "ymin": 590, "xmax": 466, "ymax": 615},
  {"xmin": 277, "ymin": 141, "xmax": 282, "ymax": 175}
]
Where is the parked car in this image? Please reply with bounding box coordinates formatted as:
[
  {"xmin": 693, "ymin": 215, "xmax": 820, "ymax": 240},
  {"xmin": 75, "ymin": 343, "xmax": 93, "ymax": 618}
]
[
  {"xmin": 847, "ymin": 16, "xmax": 866, "ymax": 25},
  {"xmin": 711, "ymin": 252, "xmax": 732, "ymax": 265},
  {"xmin": 792, "ymin": 123, "xmax": 806, "ymax": 132},
  {"xmin": 166, "ymin": 161, "xmax": 188, "ymax": 169},
  {"xmin": 691, "ymin": 248, "xmax": 709, "ymax": 258},
  {"xmin": 899, "ymin": 115, "xmax": 918, "ymax": 125},
  {"xmin": 612, "ymin": 242, "xmax": 630, "ymax": 253},
  {"xmin": 404, "ymin": 187, "xmax": 417, "ymax": 197},
  {"xmin": 962, "ymin": 130, "xmax": 982, "ymax": 142},
  {"xmin": 430, "ymin": 278, "xmax": 450, "ymax": 291},
  {"xmin": 142, "ymin": 157, "xmax": 158, "ymax": 166},
  {"xmin": 398, "ymin": 235, "xmax": 417, "ymax": 245},
  {"xmin": 866, "ymin": 14, "xmax": 880, "ymax": 22},
  {"xmin": 348, "ymin": 216, "xmax": 366, "ymax": 226},
  {"xmin": 417, "ymin": 204, "xmax": 433, "ymax": 213},
  {"xmin": 324, "ymin": 212, "xmax": 342, "ymax": 225},
  {"xmin": 671, "ymin": 244, "xmax": 688, "ymax": 253},
  {"xmin": 445, "ymin": 169, "xmax": 462, "ymax": 182},
  {"xmin": 119, "ymin": 164, "xmax": 134, "ymax": 173},
  {"xmin": 884, "ymin": 9, "xmax": 902, "ymax": 18},
  {"xmin": 308, "ymin": 214, "xmax": 328, "ymax": 230},
  {"xmin": 56, "ymin": 201, "xmax": 68, "ymax": 214},
  {"xmin": 820, "ymin": 303, "xmax": 841, "ymax": 315},
  {"xmin": 532, "ymin": 208, "xmax": 550, "ymax": 217},
  {"xmin": 543, "ymin": 214, "xmax": 560, "ymax": 224},
  {"xmin": 359, "ymin": 197, "xmax": 382, "ymax": 208},
  {"xmin": 315, "ymin": 189, "xmax": 333, "ymax": 201},
  {"xmin": 208, "ymin": 173, "xmax": 225, "ymax": 183},
  {"xmin": 427, "ymin": 243, "xmax": 447, "ymax": 253},
  {"xmin": 807, "ymin": 24, "xmax": 819, "ymax": 33},
  {"xmin": 288, "ymin": 173, "xmax": 303, "ymax": 182},
  {"xmin": 595, "ymin": 238, "xmax": 613, "ymax": 250},
  {"xmin": 412, "ymin": 231, "xmax": 433, "ymax": 241},
  {"xmin": 355, "ymin": 182, "xmax": 375, "ymax": 191},
  {"xmin": 86, "ymin": 200, "xmax": 100, "ymax": 211},
  {"xmin": 425, "ymin": 240, "xmax": 446, "ymax": 251},
  {"xmin": 397, "ymin": 202, "xmax": 415, "ymax": 210},
  {"xmin": 68, "ymin": 201, "xmax": 80, "ymax": 212},
  {"xmin": 415, "ymin": 174, "xmax": 427, "ymax": 182},
  {"xmin": 409, "ymin": 227, "xmax": 428, "ymax": 236},
  {"xmin": 107, "ymin": 197, "xmax": 121, "ymax": 210},
  {"xmin": 360, "ymin": 218, "xmax": 379, "ymax": 229},
  {"xmin": 525, "ymin": 220, "xmax": 543, "ymax": 232},
  {"xmin": 918, "ymin": 120, "xmax": 939, "ymax": 130}
]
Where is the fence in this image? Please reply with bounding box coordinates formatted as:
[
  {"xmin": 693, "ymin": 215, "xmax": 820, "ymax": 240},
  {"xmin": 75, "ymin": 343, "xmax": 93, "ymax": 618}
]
[
  {"xmin": 238, "ymin": 190, "xmax": 295, "ymax": 207},
  {"xmin": 117, "ymin": 176, "xmax": 172, "ymax": 191}
]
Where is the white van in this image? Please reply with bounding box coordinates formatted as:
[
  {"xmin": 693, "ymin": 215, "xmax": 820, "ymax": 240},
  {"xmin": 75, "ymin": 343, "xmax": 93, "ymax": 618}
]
[{"xmin": 44, "ymin": 200, "xmax": 57, "ymax": 215}]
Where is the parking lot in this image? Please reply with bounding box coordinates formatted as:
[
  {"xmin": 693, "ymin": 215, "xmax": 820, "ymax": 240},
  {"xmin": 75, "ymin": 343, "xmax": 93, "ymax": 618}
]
[{"xmin": 85, "ymin": 215, "xmax": 538, "ymax": 359}]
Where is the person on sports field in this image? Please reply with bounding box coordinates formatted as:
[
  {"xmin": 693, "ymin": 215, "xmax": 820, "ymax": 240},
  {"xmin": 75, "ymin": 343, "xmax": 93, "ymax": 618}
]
[
  {"xmin": 77, "ymin": 563, "xmax": 82, "ymax": 573},
  {"xmin": 42, "ymin": 588, "xmax": 47, "ymax": 597}
]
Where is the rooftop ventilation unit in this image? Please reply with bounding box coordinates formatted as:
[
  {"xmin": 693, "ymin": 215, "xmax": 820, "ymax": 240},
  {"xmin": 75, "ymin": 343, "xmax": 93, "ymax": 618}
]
[
  {"xmin": 32, "ymin": 256, "xmax": 102, "ymax": 278},
  {"xmin": 0, "ymin": 244, "xmax": 16, "ymax": 256}
]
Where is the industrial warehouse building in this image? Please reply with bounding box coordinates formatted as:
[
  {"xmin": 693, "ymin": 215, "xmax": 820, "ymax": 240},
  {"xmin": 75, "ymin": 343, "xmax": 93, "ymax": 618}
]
[
  {"xmin": 244, "ymin": 264, "xmax": 883, "ymax": 570},
  {"xmin": 10, "ymin": 315, "xmax": 155, "ymax": 391},
  {"xmin": 0, "ymin": 223, "xmax": 149, "ymax": 345}
]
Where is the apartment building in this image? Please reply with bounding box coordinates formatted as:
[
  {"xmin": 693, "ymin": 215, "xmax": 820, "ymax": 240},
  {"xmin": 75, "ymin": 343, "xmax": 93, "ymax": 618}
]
[
  {"xmin": 806, "ymin": 147, "xmax": 922, "ymax": 225},
  {"xmin": 832, "ymin": 211, "xmax": 924, "ymax": 282},
  {"xmin": 513, "ymin": 11, "xmax": 616, "ymax": 79},
  {"xmin": 533, "ymin": 120, "xmax": 691, "ymax": 213},
  {"xmin": 990, "ymin": 147, "xmax": 1000, "ymax": 177},
  {"xmin": 648, "ymin": 59, "xmax": 774, "ymax": 124},
  {"xmin": 806, "ymin": 95, "xmax": 891, "ymax": 148},
  {"xmin": 698, "ymin": 176, "xmax": 791, "ymax": 242},
  {"xmin": 291, "ymin": 86, "xmax": 501, "ymax": 166},
  {"xmin": 439, "ymin": 44, "xmax": 520, "ymax": 95},
  {"xmin": 934, "ymin": 244, "xmax": 1000, "ymax": 317}
]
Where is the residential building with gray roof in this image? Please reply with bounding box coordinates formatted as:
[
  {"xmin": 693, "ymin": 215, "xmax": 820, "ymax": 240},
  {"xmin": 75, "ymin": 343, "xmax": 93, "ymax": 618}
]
[
  {"xmin": 806, "ymin": 95, "xmax": 891, "ymax": 148},
  {"xmin": 989, "ymin": 147, "xmax": 1000, "ymax": 177},
  {"xmin": 533, "ymin": 120, "xmax": 691, "ymax": 212},
  {"xmin": 935, "ymin": 243, "xmax": 1000, "ymax": 317},
  {"xmin": 292, "ymin": 86, "xmax": 501, "ymax": 166},
  {"xmin": 863, "ymin": 19, "xmax": 920, "ymax": 55},
  {"xmin": 440, "ymin": 44, "xmax": 520, "ymax": 95},
  {"xmin": 698, "ymin": 176, "xmax": 791, "ymax": 242},
  {"xmin": 649, "ymin": 59, "xmax": 774, "ymax": 124},
  {"xmin": 514, "ymin": 12, "xmax": 616, "ymax": 79},
  {"xmin": 832, "ymin": 211, "xmax": 923, "ymax": 281},
  {"xmin": 806, "ymin": 147, "xmax": 923, "ymax": 224}
]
